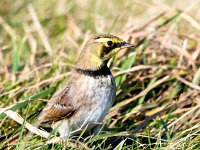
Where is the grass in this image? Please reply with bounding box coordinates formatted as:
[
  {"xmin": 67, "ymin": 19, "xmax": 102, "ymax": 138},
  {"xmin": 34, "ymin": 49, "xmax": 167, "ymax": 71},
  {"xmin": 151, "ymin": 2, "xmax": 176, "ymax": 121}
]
[{"xmin": 0, "ymin": 0, "xmax": 200, "ymax": 149}]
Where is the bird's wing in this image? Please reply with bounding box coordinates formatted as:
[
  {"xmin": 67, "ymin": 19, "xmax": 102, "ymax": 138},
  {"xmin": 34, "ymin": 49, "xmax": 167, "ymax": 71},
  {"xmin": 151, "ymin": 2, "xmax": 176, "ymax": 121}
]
[{"xmin": 34, "ymin": 86, "xmax": 76, "ymax": 127}]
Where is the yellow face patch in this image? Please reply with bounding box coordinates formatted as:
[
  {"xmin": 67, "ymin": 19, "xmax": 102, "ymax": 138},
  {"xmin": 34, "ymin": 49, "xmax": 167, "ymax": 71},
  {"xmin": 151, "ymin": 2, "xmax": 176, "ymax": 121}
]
[{"xmin": 92, "ymin": 35, "xmax": 129, "ymax": 62}]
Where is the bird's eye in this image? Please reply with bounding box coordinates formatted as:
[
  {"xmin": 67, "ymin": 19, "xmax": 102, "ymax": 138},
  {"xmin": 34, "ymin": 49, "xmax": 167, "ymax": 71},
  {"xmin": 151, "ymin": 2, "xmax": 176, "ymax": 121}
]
[{"xmin": 107, "ymin": 41, "xmax": 113, "ymax": 46}]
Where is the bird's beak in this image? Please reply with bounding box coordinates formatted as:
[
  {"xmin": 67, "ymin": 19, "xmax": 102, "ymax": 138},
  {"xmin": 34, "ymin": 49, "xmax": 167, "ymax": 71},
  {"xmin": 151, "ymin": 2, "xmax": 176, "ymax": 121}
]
[{"xmin": 120, "ymin": 42, "xmax": 134, "ymax": 49}]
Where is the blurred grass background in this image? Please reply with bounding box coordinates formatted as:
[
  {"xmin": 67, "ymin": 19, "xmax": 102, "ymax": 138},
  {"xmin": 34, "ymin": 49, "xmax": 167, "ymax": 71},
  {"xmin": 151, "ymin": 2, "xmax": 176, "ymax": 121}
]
[{"xmin": 0, "ymin": 0, "xmax": 200, "ymax": 149}]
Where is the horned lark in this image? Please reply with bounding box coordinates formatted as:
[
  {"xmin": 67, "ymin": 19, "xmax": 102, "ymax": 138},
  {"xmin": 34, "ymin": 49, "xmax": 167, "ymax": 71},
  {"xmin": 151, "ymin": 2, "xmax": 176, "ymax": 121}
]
[{"xmin": 34, "ymin": 34, "xmax": 132, "ymax": 139}]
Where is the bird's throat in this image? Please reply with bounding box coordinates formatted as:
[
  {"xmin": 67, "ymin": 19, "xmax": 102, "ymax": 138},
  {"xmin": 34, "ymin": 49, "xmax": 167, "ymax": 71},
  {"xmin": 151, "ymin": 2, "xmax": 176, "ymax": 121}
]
[
  {"xmin": 75, "ymin": 52, "xmax": 111, "ymax": 77},
  {"xmin": 76, "ymin": 53, "xmax": 105, "ymax": 70}
]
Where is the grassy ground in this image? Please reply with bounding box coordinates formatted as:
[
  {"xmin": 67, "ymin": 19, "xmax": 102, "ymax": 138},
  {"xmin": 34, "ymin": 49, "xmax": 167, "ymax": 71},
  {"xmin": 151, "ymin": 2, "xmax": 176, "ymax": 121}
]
[{"xmin": 0, "ymin": 0, "xmax": 200, "ymax": 149}]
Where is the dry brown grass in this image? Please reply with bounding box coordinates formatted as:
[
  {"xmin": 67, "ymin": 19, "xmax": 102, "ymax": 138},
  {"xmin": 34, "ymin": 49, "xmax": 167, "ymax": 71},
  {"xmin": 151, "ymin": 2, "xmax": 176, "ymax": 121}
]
[{"xmin": 0, "ymin": 0, "xmax": 199, "ymax": 149}]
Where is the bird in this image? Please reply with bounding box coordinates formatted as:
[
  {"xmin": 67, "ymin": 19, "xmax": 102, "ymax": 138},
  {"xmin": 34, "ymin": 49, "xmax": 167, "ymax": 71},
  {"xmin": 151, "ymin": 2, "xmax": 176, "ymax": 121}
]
[{"xmin": 33, "ymin": 34, "xmax": 133, "ymax": 139}]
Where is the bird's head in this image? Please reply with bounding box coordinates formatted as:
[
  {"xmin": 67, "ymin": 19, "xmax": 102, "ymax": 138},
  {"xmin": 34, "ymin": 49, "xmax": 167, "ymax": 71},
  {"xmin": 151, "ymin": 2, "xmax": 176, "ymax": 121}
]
[{"xmin": 76, "ymin": 34, "xmax": 133, "ymax": 71}]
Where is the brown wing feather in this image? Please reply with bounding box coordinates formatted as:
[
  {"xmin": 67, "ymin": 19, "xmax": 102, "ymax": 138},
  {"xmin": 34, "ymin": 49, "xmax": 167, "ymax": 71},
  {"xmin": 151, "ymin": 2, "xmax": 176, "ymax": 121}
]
[{"xmin": 34, "ymin": 86, "xmax": 75, "ymax": 127}]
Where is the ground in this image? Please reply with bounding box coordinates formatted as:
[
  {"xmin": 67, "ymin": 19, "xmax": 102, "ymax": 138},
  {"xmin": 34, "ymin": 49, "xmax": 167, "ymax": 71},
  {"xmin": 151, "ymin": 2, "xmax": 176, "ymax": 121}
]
[{"xmin": 0, "ymin": 0, "xmax": 200, "ymax": 149}]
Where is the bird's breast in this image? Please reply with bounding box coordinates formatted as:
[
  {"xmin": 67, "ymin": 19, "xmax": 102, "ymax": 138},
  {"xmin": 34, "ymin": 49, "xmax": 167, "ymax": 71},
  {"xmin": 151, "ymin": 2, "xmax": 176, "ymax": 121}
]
[{"xmin": 70, "ymin": 73, "xmax": 116, "ymax": 125}]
